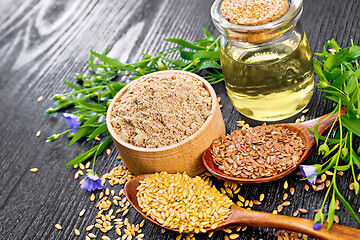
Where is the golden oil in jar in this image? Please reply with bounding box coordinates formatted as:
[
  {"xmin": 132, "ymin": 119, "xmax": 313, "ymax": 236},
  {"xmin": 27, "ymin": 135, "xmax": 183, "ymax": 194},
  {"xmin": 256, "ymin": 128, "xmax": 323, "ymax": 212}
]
[{"xmin": 220, "ymin": 32, "xmax": 314, "ymax": 121}]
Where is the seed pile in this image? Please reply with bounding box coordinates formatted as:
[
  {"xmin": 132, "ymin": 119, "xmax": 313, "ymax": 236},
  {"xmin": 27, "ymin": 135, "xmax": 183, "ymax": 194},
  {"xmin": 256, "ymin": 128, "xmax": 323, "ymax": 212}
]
[
  {"xmin": 136, "ymin": 172, "xmax": 233, "ymax": 233},
  {"xmin": 211, "ymin": 124, "xmax": 305, "ymax": 179},
  {"xmin": 110, "ymin": 71, "xmax": 212, "ymax": 148}
]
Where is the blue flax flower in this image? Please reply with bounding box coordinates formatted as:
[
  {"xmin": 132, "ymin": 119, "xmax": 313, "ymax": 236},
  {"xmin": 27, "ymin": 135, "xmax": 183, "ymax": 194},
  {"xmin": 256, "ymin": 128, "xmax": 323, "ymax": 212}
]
[
  {"xmin": 80, "ymin": 173, "xmax": 104, "ymax": 192},
  {"xmin": 313, "ymin": 222, "xmax": 322, "ymax": 230},
  {"xmin": 299, "ymin": 165, "xmax": 318, "ymax": 185},
  {"xmin": 63, "ymin": 113, "xmax": 81, "ymax": 133}
]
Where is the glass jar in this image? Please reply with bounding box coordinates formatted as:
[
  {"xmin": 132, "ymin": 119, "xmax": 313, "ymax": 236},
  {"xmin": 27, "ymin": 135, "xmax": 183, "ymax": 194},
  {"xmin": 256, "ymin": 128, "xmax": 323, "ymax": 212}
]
[{"xmin": 211, "ymin": 0, "xmax": 314, "ymax": 121}]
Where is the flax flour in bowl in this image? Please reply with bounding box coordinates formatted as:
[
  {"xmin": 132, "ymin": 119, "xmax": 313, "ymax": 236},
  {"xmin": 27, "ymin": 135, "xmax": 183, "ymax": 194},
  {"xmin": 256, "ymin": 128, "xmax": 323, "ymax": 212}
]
[{"xmin": 106, "ymin": 70, "xmax": 226, "ymax": 176}]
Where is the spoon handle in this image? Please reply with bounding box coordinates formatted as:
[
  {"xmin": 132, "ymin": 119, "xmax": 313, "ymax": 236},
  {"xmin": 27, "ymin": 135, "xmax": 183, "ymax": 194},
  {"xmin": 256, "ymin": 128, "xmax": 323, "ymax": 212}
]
[
  {"xmin": 300, "ymin": 106, "xmax": 347, "ymax": 135},
  {"xmin": 229, "ymin": 205, "xmax": 360, "ymax": 240}
]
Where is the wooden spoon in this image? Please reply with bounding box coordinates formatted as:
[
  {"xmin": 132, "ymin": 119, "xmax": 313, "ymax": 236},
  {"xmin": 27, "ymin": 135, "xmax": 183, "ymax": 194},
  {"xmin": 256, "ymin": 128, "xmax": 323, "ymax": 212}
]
[
  {"xmin": 124, "ymin": 174, "xmax": 360, "ymax": 240},
  {"xmin": 202, "ymin": 107, "xmax": 347, "ymax": 183}
]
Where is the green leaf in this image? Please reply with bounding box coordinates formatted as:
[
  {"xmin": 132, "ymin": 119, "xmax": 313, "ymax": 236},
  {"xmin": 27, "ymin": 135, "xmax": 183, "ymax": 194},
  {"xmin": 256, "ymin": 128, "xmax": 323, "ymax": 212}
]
[
  {"xmin": 335, "ymin": 187, "xmax": 360, "ymax": 225},
  {"xmin": 64, "ymin": 145, "xmax": 98, "ymax": 166},
  {"xmin": 87, "ymin": 124, "xmax": 108, "ymax": 141},
  {"xmin": 354, "ymin": 181, "xmax": 359, "ymax": 195},
  {"xmin": 324, "ymin": 48, "xmax": 349, "ymax": 72},
  {"xmin": 327, "ymin": 193, "xmax": 336, "ymax": 230},
  {"xmin": 322, "ymin": 90, "xmax": 349, "ymax": 105},
  {"xmin": 94, "ymin": 136, "xmax": 112, "ymax": 157},
  {"xmin": 351, "ymin": 149, "xmax": 360, "ymax": 169},
  {"xmin": 192, "ymin": 51, "xmax": 220, "ymax": 60},
  {"xmin": 91, "ymin": 51, "xmax": 126, "ymax": 68},
  {"xmin": 341, "ymin": 115, "xmax": 360, "ymax": 137},
  {"xmin": 75, "ymin": 101, "xmax": 107, "ymax": 113},
  {"xmin": 333, "ymin": 164, "xmax": 351, "ymax": 171},
  {"xmin": 198, "ymin": 61, "xmax": 222, "ymax": 71},
  {"xmin": 162, "ymin": 57, "xmax": 188, "ymax": 67},
  {"xmin": 201, "ymin": 27, "xmax": 215, "ymax": 41},
  {"xmin": 347, "ymin": 45, "xmax": 360, "ymax": 60},
  {"xmin": 325, "ymin": 67, "xmax": 341, "ymax": 80},
  {"xmin": 166, "ymin": 38, "xmax": 206, "ymax": 50},
  {"xmin": 180, "ymin": 50, "xmax": 195, "ymax": 60},
  {"xmin": 65, "ymin": 81, "xmax": 83, "ymax": 91},
  {"xmin": 313, "ymin": 59, "xmax": 328, "ymax": 84},
  {"xmin": 68, "ymin": 115, "xmax": 99, "ymax": 147},
  {"xmin": 328, "ymin": 39, "xmax": 341, "ymax": 51},
  {"xmin": 332, "ymin": 70, "xmax": 352, "ymax": 89},
  {"xmin": 344, "ymin": 75, "xmax": 357, "ymax": 96}
]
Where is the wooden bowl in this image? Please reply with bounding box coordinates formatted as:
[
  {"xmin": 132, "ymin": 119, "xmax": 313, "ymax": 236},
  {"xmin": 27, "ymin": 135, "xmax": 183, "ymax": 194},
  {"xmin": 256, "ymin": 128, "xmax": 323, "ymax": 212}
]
[{"xmin": 106, "ymin": 70, "xmax": 226, "ymax": 176}]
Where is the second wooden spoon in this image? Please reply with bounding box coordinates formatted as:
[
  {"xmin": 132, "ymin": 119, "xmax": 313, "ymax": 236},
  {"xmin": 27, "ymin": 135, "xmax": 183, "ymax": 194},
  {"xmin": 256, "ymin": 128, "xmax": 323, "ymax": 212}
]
[
  {"xmin": 124, "ymin": 174, "xmax": 360, "ymax": 240},
  {"xmin": 202, "ymin": 107, "xmax": 347, "ymax": 184}
]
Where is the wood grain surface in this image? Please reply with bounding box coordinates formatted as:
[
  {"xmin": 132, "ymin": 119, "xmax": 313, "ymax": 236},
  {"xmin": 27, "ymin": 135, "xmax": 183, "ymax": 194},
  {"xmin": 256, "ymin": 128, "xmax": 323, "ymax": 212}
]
[{"xmin": 0, "ymin": 0, "xmax": 359, "ymax": 239}]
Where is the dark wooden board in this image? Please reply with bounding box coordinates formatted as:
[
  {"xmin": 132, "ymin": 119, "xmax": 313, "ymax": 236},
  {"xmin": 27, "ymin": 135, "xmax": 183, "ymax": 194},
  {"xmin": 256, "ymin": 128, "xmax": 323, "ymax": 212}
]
[{"xmin": 0, "ymin": 0, "xmax": 359, "ymax": 239}]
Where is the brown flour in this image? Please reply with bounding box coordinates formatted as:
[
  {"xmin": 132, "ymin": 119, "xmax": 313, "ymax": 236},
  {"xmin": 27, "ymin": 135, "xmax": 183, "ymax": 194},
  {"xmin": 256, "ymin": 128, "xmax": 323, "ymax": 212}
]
[{"xmin": 110, "ymin": 72, "xmax": 212, "ymax": 148}]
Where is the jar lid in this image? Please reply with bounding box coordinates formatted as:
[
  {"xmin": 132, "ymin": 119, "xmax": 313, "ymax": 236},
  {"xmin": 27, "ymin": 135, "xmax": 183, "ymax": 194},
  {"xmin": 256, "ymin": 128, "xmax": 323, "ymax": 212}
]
[
  {"xmin": 211, "ymin": 0, "xmax": 302, "ymax": 43},
  {"xmin": 221, "ymin": 0, "xmax": 289, "ymax": 26}
]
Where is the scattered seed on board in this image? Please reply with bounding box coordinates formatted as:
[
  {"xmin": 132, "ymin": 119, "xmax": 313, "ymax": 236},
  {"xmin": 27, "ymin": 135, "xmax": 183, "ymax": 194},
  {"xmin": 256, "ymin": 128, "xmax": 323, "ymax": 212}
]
[
  {"xmin": 259, "ymin": 194, "xmax": 264, "ymax": 201},
  {"xmin": 325, "ymin": 180, "xmax": 330, "ymax": 187},
  {"xmin": 30, "ymin": 168, "xmax": 38, "ymax": 173},
  {"xmin": 350, "ymin": 183, "xmax": 354, "ymax": 190},
  {"xmin": 300, "ymin": 115, "xmax": 305, "ymax": 122},
  {"xmin": 302, "ymin": 109, "xmax": 309, "ymax": 114},
  {"xmin": 283, "ymin": 193, "xmax": 288, "ymax": 200},
  {"xmin": 79, "ymin": 163, "xmax": 85, "ymax": 170},
  {"xmin": 86, "ymin": 225, "xmax": 94, "ymax": 231},
  {"xmin": 315, "ymin": 183, "xmax": 325, "ymax": 191},
  {"xmin": 298, "ymin": 208, "xmax": 308, "ymax": 214},
  {"xmin": 55, "ymin": 224, "xmax": 62, "ymax": 230},
  {"xmin": 295, "ymin": 118, "xmax": 301, "ymax": 123},
  {"xmin": 277, "ymin": 205, "xmax": 283, "ymax": 212},
  {"xmin": 334, "ymin": 215, "xmax": 340, "ymax": 223},
  {"xmin": 79, "ymin": 209, "xmax": 86, "ymax": 217},
  {"xmin": 290, "ymin": 187, "xmax": 295, "ymax": 195},
  {"xmin": 88, "ymin": 233, "xmax": 96, "ymax": 239},
  {"xmin": 283, "ymin": 181, "xmax": 288, "ymax": 189},
  {"xmin": 74, "ymin": 229, "xmax": 80, "ymax": 236},
  {"xmin": 85, "ymin": 161, "xmax": 91, "ymax": 169},
  {"xmin": 37, "ymin": 96, "xmax": 44, "ymax": 102},
  {"xmin": 106, "ymin": 149, "xmax": 111, "ymax": 155},
  {"xmin": 229, "ymin": 234, "xmax": 239, "ymax": 239},
  {"xmin": 304, "ymin": 184, "xmax": 309, "ymax": 191},
  {"xmin": 272, "ymin": 210, "xmax": 278, "ymax": 214},
  {"xmin": 238, "ymin": 195, "xmax": 245, "ymax": 202},
  {"xmin": 90, "ymin": 194, "xmax": 95, "ymax": 202},
  {"xmin": 102, "ymin": 236, "xmax": 111, "ymax": 240},
  {"xmin": 293, "ymin": 210, "xmax": 299, "ymax": 217},
  {"xmin": 80, "ymin": 179, "xmax": 85, "ymax": 185},
  {"xmin": 338, "ymin": 171, "xmax": 344, "ymax": 176},
  {"xmin": 282, "ymin": 201, "xmax": 291, "ymax": 206},
  {"xmin": 36, "ymin": 131, "xmax": 41, "ymax": 137}
]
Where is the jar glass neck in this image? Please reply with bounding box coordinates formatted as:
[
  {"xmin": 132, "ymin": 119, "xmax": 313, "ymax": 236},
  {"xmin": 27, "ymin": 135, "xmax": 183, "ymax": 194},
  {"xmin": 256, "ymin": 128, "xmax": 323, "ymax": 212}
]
[{"xmin": 211, "ymin": 0, "xmax": 303, "ymax": 43}]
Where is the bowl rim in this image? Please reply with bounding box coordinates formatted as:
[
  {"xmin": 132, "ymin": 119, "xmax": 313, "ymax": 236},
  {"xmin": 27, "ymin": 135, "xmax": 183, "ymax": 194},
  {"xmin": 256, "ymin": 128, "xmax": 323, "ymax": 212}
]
[{"xmin": 106, "ymin": 70, "xmax": 220, "ymax": 153}]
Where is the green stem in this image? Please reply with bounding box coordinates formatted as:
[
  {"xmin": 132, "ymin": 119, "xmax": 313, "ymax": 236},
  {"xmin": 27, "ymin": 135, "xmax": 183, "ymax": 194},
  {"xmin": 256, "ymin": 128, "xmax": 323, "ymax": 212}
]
[{"xmin": 182, "ymin": 37, "xmax": 220, "ymax": 71}]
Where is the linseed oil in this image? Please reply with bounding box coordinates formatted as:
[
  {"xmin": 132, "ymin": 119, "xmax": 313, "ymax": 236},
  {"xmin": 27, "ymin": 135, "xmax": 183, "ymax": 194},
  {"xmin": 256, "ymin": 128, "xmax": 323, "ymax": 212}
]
[{"xmin": 221, "ymin": 32, "xmax": 313, "ymax": 121}]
